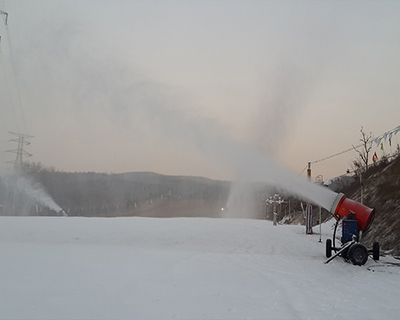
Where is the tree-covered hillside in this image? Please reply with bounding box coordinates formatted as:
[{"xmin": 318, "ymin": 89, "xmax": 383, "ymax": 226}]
[{"xmin": 0, "ymin": 163, "xmax": 230, "ymax": 217}]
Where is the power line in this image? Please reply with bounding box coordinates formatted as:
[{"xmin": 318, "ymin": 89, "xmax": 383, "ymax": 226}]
[
  {"xmin": 311, "ymin": 145, "xmax": 363, "ymax": 165},
  {"xmin": 0, "ymin": 52, "xmax": 20, "ymax": 131},
  {"xmin": 3, "ymin": 12, "xmax": 28, "ymax": 134},
  {"xmin": 310, "ymin": 125, "xmax": 400, "ymax": 166},
  {"xmin": 299, "ymin": 164, "xmax": 308, "ymax": 175}
]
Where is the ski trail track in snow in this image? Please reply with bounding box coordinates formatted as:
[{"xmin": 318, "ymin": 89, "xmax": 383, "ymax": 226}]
[{"xmin": 0, "ymin": 216, "xmax": 399, "ymax": 319}]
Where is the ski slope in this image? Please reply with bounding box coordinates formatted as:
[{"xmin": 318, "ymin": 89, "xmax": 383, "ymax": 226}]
[{"xmin": 0, "ymin": 216, "xmax": 399, "ymax": 319}]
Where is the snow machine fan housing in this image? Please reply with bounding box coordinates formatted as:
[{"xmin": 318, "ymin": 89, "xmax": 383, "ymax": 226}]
[{"xmin": 329, "ymin": 193, "xmax": 375, "ymax": 232}]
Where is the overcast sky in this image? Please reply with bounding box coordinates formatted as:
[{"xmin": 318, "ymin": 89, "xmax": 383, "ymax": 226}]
[{"xmin": 1, "ymin": 0, "xmax": 399, "ymax": 181}]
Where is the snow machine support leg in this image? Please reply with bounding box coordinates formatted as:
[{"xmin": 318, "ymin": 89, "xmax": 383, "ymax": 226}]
[
  {"xmin": 373, "ymin": 242, "xmax": 380, "ymax": 261},
  {"xmin": 325, "ymin": 240, "xmax": 355, "ymax": 264}
]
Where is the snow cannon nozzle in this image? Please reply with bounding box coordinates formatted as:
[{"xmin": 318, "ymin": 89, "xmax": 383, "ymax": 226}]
[
  {"xmin": 59, "ymin": 210, "xmax": 68, "ymax": 217},
  {"xmin": 329, "ymin": 193, "xmax": 375, "ymax": 232}
]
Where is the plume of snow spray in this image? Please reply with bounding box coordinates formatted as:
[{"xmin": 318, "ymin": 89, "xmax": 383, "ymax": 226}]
[
  {"xmin": 65, "ymin": 58, "xmax": 338, "ymax": 212},
  {"xmin": 223, "ymin": 181, "xmax": 268, "ymax": 219},
  {"xmin": 3, "ymin": 174, "xmax": 64, "ymax": 214},
  {"xmin": 114, "ymin": 81, "xmax": 339, "ymax": 212},
  {"xmin": 142, "ymin": 99, "xmax": 339, "ymax": 211},
  {"xmin": 205, "ymin": 135, "xmax": 338, "ymax": 212},
  {"xmin": 15, "ymin": 176, "xmax": 63, "ymax": 212},
  {"xmin": 115, "ymin": 67, "xmax": 339, "ymax": 212}
]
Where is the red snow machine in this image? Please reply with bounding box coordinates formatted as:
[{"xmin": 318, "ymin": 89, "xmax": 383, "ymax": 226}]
[{"xmin": 325, "ymin": 193, "xmax": 380, "ymax": 266}]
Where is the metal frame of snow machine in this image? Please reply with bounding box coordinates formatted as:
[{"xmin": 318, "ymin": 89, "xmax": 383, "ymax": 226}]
[
  {"xmin": 324, "ymin": 193, "xmax": 380, "ymax": 266},
  {"xmin": 325, "ymin": 216, "xmax": 380, "ymax": 265}
]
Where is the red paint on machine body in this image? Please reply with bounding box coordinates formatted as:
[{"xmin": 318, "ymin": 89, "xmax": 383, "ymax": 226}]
[{"xmin": 332, "ymin": 194, "xmax": 375, "ymax": 232}]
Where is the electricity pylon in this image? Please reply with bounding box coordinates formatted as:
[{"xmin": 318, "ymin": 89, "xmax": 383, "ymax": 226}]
[{"xmin": 6, "ymin": 131, "xmax": 33, "ymax": 172}]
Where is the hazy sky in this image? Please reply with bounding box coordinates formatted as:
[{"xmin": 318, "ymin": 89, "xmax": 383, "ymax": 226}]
[{"xmin": 1, "ymin": 0, "xmax": 399, "ymax": 181}]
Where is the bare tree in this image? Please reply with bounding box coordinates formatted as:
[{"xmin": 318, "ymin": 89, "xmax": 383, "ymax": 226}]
[
  {"xmin": 350, "ymin": 158, "xmax": 363, "ymax": 176},
  {"xmin": 353, "ymin": 126, "xmax": 373, "ymax": 172}
]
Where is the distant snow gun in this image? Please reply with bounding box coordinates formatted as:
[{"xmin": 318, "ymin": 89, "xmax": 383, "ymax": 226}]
[
  {"xmin": 325, "ymin": 193, "xmax": 379, "ymax": 266},
  {"xmin": 58, "ymin": 210, "xmax": 68, "ymax": 217}
]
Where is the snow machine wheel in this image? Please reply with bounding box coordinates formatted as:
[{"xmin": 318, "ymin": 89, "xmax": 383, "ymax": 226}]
[
  {"xmin": 373, "ymin": 242, "xmax": 380, "ymax": 261},
  {"xmin": 326, "ymin": 239, "xmax": 332, "ymax": 258},
  {"xmin": 348, "ymin": 243, "xmax": 368, "ymax": 266}
]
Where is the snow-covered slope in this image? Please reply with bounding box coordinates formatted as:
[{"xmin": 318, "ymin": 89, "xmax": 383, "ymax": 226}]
[{"xmin": 0, "ymin": 217, "xmax": 399, "ymax": 319}]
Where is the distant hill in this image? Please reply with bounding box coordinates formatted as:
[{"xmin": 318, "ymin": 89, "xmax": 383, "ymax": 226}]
[{"xmin": 0, "ymin": 168, "xmax": 231, "ymax": 217}]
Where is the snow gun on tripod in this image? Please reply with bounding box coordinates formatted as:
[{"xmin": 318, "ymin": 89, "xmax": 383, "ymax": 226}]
[{"xmin": 325, "ymin": 193, "xmax": 379, "ymax": 266}]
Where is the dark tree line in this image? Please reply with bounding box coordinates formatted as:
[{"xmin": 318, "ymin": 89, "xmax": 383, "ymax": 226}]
[{"xmin": 0, "ymin": 162, "xmax": 231, "ymax": 216}]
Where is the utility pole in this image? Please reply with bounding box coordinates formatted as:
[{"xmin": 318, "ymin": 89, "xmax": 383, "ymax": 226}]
[
  {"xmin": 306, "ymin": 162, "xmax": 313, "ymax": 234},
  {"xmin": 360, "ymin": 172, "xmax": 364, "ymax": 205},
  {"xmin": 319, "ymin": 206, "xmax": 322, "ymax": 243},
  {"xmin": 6, "ymin": 132, "xmax": 33, "ymax": 173},
  {"xmin": 315, "ymin": 175, "xmax": 323, "ymax": 243},
  {"xmin": 266, "ymin": 196, "xmax": 275, "ymax": 225}
]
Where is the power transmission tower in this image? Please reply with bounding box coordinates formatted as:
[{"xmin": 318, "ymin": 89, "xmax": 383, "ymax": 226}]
[{"xmin": 6, "ymin": 131, "xmax": 33, "ymax": 172}]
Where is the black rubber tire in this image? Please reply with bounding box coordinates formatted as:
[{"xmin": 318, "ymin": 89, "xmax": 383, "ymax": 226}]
[
  {"xmin": 373, "ymin": 242, "xmax": 380, "ymax": 261},
  {"xmin": 326, "ymin": 239, "xmax": 332, "ymax": 258},
  {"xmin": 348, "ymin": 243, "xmax": 369, "ymax": 266}
]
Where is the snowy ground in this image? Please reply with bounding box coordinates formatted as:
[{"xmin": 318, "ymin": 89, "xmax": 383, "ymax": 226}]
[{"xmin": 1, "ymin": 216, "xmax": 399, "ymax": 319}]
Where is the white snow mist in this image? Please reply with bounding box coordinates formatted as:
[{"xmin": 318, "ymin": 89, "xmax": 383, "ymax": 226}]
[{"xmin": 13, "ymin": 175, "xmax": 62, "ymax": 213}]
